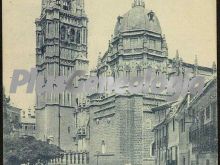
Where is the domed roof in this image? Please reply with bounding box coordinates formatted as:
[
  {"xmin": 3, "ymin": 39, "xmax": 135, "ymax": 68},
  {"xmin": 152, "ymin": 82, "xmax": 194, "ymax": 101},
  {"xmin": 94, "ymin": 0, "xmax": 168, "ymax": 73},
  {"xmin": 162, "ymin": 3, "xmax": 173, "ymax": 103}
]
[{"xmin": 114, "ymin": 5, "xmax": 162, "ymax": 35}]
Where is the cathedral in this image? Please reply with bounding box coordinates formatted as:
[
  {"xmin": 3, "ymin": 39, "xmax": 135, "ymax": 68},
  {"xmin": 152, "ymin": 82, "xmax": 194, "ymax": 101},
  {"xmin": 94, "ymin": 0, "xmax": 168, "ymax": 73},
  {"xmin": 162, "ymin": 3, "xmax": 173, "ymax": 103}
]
[{"xmin": 35, "ymin": 0, "xmax": 216, "ymax": 165}]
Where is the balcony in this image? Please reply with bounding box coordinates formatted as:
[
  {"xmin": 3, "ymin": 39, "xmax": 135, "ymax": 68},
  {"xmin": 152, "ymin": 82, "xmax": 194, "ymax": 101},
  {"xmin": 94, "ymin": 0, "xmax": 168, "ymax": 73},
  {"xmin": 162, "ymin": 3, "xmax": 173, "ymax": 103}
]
[{"xmin": 189, "ymin": 122, "xmax": 218, "ymax": 153}]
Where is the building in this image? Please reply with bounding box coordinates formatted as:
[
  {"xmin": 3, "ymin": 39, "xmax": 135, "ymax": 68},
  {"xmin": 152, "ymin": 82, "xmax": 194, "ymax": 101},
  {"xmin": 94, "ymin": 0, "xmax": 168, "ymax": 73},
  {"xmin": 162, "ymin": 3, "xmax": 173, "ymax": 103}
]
[
  {"xmin": 35, "ymin": 0, "xmax": 89, "ymax": 150},
  {"xmin": 152, "ymin": 77, "xmax": 217, "ymax": 165},
  {"xmin": 35, "ymin": 0, "xmax": 217, "ymax": 165},
  {"xmin": 3, "ymin": 91, "xmax": 22, "ymax": 137},
  {"xmin": 152, "ymin": 101, "xmax": 180, "ymax": 165},
  {"xmin": 83, "ymin": 1, "xmax": 215, "ymax": 164},
  {"xmin": 20, "ymin": 109, "xmax": 36, "ymax": 138},
  {"xmin": 188, "ymin": 78, "xmax": 217, "ymax": 165}
]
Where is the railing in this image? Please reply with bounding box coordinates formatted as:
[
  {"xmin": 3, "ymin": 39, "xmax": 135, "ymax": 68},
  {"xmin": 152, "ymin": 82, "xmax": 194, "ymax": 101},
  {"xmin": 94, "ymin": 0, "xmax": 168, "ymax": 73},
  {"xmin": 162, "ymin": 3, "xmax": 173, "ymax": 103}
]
[
  {"xmin": 189, "ymin": 122, "xmax": 218, "ymax": 153},
  {"xmin": 48, "ymin": 152, "xmax": 89, "ymax": 165}
]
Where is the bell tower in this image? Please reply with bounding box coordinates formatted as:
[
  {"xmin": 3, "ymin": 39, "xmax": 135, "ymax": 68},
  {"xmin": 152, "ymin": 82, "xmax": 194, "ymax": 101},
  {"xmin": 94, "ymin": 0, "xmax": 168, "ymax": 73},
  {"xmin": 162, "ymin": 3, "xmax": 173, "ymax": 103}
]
[{"xmin": 35, "ymin": 0, "xmax": 88, "ymax": 150}]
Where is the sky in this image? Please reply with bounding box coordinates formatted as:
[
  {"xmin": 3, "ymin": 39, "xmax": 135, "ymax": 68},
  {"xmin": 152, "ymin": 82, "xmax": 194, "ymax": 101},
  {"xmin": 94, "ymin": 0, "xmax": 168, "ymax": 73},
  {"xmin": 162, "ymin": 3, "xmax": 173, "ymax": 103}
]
[{"xmin": 3, "ymin": 0, "xmax": 217, "ymax": 110}]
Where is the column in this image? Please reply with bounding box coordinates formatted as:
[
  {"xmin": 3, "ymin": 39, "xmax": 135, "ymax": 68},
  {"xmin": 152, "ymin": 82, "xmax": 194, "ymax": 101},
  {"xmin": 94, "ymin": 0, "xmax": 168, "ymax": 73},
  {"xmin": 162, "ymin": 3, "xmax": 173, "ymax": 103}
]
[
  {"xmin": 65, "ymin": 153, "xmax": 68, "ymax": 164},
  {"xmin": 75, "ymin": 153, "xmax": 78, "ymax": 164},
  {"xmin": 69, "ymin": 153, "xmax": 72, "ymax": 164},
  {"xmin": 73, "ymin": 153, "xmax": 76, "ymax": 164}
]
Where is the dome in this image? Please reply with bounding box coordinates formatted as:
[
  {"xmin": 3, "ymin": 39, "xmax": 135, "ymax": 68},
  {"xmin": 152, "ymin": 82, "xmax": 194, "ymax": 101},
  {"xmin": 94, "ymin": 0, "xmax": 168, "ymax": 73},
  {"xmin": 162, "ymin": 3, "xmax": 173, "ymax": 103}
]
[{"xmin": 114, "ymin": 5, "xmax": 162, "ymax": 36}]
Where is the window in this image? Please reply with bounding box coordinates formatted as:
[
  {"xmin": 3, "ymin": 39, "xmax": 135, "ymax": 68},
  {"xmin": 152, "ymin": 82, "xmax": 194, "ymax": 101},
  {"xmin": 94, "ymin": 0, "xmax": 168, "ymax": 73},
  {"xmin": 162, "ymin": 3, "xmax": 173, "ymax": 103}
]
[
  {"xmin": 107, "ymin": 118, "xmax": 111, "ymax": 124},
  {"xmin": 47, "ymin": 22, "xmax": 51, "ymax": 35},
  {"xmin": 70, "ymin": 28, "xmax": 75, "ymax": 42},
  {"xmin": 56, "ymin": 0, "xmax": 61, "ymax": 5},
  {"xmin": 173, "ymin": 118, "xmax": 175, "ymax": 132},
  {"xmin": 68, "ymin": 127, "xmax": 71, "ymax": 134},
  {"xmin": 101, "ymin": 140, "xmax": 106, "ymax": 154},
  {"xmin": 183, "ymin": 157, "xmax": 186, "ymax": 165},
  {"xmin": 96, "ymin": 119, "xmax": 99, "ymax": 125},
  {"xmin": 201, "ymin": 110, "xmax": 205, "ymax": 124},
  {"xmin": 151, "ymin": 142, "xmax": 156, "ymax": 157},
  {"xmin": 83, "ymin": 29, "xmax": 86, "ymax": 44},
  {"xmin": 205, "ymin": 106, "xmax": 211, "ymax": 120},
  {"xmin": 76, "ymin": 30, "xmax": 81, "ymax": 44},
  {"xmin": 60, "ymin": 26, "xmax": 66, "ymax": 40},
  {"xmin": 126, "ymin": 70, "xmax": 130, "ymax": 78},
  {"xmin": 63, "ymin": 1, "xmax": 71, "ymax": 10},
  {"xmin": 137, "ymin": 69, "xmax": 141, "ymax": 77},
  {"xmin": 25, "ymin": 126, "xmax": 28, "ymax": 130},
  {"xmin": 162, "ymin": 126, "xmax": 165, "ymax": 136},
  {"xmin": 181, "ymin": 119, "xmax": 185, "ymax": 132},
  {"xmin": 192, "ymin": 109, "xmax": 195, "ymax": 117},
  {"xmin": 206, "ymin": 160, "xmax": 210, "ymax": 165},
  {"xmin": 67, "ymin": 93, "xmax": 70, "ymax": 103}
]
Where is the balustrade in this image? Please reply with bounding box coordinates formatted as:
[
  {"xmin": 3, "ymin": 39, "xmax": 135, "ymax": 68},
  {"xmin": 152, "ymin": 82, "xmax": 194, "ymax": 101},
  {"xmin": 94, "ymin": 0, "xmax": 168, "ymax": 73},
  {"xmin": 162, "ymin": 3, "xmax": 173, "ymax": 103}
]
[{"xmin": 48, "ymin": 152, "xmax": 89, "ymax": 165}]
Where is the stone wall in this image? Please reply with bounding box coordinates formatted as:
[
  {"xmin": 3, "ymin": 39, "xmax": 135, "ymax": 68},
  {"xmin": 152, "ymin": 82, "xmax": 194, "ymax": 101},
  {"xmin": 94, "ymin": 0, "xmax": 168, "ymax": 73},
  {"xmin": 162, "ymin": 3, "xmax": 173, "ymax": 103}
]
[
  {"xmin": 89, "ymin": 95, "xmax": 120, "ymax": 165},
  {"xmin": 36, "ymin": 105, "xmax": 75, "ymax": 151},
  {"xmin": 87, "ymin": 94, "xmax": 159, "ymax": 165}
]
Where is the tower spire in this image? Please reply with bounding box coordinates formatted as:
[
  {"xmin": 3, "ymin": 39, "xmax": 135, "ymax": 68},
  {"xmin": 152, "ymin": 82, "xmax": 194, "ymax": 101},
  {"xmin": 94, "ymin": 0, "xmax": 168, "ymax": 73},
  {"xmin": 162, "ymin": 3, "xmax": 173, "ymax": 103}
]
[{"xmin": 132, "ymin": 0, "xmax": 145, "ymax": 8}]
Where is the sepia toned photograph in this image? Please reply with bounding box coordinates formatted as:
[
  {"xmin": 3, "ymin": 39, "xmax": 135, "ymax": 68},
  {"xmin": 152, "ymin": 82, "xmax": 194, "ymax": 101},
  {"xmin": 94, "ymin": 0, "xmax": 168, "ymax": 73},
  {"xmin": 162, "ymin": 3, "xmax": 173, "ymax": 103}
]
[{"xmin": 3, "ymin": 0, "xmax": 217, "ymax": 165}]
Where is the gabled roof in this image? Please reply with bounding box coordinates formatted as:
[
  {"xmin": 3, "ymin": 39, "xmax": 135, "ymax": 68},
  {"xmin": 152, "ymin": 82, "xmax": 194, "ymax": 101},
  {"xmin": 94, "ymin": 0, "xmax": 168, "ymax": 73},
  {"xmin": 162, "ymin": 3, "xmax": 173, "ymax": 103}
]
[
  {"xmin": 152, "ymin": 99, "xmax": 182, "ymax": 131},
  {"xmin": 151, "ymin": 101, "xmax": 177, "ymax": 112},
  {"xmin": 188, "ymin": 76, "xmax": 217, "ymax": 109}
]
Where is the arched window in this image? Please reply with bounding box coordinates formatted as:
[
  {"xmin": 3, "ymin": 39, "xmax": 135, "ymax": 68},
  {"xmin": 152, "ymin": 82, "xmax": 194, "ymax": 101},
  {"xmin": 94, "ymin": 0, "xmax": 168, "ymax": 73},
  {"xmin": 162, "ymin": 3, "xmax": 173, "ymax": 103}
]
[
  {"xmin": 126, "ymin": 70, "xmax": 130, "ymax": 78},
  {"xmin": 206, "ymin": 160, "xmax": 210, "ymax": 165},
  {"xmin": 101, "ymin": 140, "xmax": 106, "ymax": 154},
  {"xmin": 63, "ymin": 1, "xmax": 71, "ymax": 10},
  {"xmin": 56, "ymin": 0, "xmax": 61, "ymax": 6},
  {"xmin": 151, "ymin": 142, "xmax": 156, "ymax": 157},
  {"xmin": 76, "ymin": 30, "xmax": 81, "ymax": 44},
  {"xmin": 60, "ymin": 26, "xmax": 66, "ymax": 40},
  {"xmin": 137, "ymin": 69, "xmax": 141, "ymax": 77},
  {"xmin": 96, "ymin": 119, "xmax": 99, "ymax": 125},
  {"xmin": 70, "ymin": 28, "xmax": 75, "ymax": 42}
]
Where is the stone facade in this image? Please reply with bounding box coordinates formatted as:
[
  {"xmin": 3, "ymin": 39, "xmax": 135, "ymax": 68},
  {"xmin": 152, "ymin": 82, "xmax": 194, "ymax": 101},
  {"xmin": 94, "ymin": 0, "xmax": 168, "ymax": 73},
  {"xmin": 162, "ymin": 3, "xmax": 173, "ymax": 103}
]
[
  {"xmin": 87, "ymin": 93, "xmax": 166, "ymax": 165},
  {"xmin": 188, "ymin": 78, "xmax": 217, "ymax": 165},
  {"xmin": 35, "ymin": 0, "xmax": 88, "ymax": 150},
  {"xmin": 152, "ymin": 77, "xmax": 217, "ymax": 165},
  {"xmin": 35, "ymin": 0, "xmax": 217, "ymax": 165}
]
